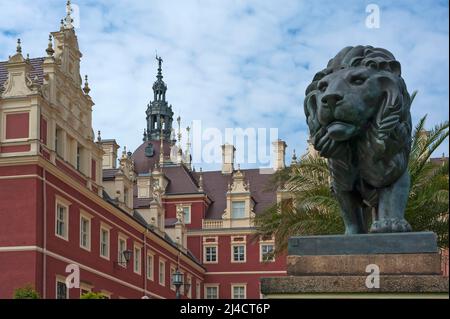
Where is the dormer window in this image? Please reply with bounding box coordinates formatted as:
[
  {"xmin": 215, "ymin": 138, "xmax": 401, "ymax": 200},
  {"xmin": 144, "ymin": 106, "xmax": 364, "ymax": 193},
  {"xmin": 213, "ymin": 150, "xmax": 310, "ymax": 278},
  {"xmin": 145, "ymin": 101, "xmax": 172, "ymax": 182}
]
[{"xmin": 231, "ymin": 201, "xmax": 245, "ymax": 219}]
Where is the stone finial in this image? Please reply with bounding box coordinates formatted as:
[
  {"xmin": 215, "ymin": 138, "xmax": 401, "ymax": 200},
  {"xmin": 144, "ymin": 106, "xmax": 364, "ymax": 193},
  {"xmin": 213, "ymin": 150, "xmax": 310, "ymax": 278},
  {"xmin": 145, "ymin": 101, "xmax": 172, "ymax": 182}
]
[
  {"xmin": 46, "ymin": 34, "xmax": 54, "ymax": 57},
  {"xmin": 16, "ymin": 39, "xmax": 22, "ymax": 54},
  {"xmin": 83, "ymin": 75, "xmax": 91, "ymax": 95},
  {"xmin": 291, "ymin": 149, "xmax": 298, "ymax": 164},
  {"xmin": 198, "ymin": 167, "xmax": 204, "ymax": 192},
  {"xmin": 64, "ymin": 0, "xmax": 74, "ymax": 29},
  {"xmin": 143, "ymin": 129, "xmax": 148, "ymax": 142},
  {"xmin": 97, "ymin": 130, "xmax": 102, "ymax": 142}
]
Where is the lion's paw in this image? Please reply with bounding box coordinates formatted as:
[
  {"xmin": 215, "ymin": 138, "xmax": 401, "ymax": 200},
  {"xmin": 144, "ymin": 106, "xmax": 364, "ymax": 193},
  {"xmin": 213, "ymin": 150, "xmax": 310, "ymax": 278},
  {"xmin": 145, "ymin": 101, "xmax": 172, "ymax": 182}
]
[{"xmin": 370, "ymin": 218, "xmax": 412, "ymax": 233}]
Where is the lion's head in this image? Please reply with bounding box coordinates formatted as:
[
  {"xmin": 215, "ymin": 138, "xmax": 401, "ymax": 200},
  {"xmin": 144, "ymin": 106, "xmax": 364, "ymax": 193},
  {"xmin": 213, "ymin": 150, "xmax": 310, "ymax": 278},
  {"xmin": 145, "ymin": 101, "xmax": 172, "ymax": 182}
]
[{"xmin": 304, "ymin": 46, "xmax": 411, "ymax": 157}]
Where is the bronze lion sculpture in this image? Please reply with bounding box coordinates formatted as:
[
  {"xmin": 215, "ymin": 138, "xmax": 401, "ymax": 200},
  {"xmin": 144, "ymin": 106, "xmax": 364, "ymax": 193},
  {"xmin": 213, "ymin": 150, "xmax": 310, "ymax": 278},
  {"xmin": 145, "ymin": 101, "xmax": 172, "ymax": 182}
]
[{"xmin": 304, "ymin": 45, "xmax": 413, "ymax": 234}]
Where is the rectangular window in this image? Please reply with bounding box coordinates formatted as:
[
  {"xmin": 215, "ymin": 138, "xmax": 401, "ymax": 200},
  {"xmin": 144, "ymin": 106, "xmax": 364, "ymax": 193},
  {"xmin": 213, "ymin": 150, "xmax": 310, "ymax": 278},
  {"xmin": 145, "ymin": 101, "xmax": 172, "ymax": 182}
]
[
  {"xmin": 55, "ymin": 203, "xmax": 69, "ymax": 240},
  {"xmin": 146, "ymin": 254, "xmax": 154, "ymax": 281},
  {"xmin": 232, "ymin": 245, "xmax": 246, "ymax": 262},
  {"xmin": 231, "ymin": 201, "xmax": 245, "ymax": 219},
  {"xmin": 56, "ymin": 279, "xmax": 68, "ymax": 299},
  {"xmin": 118, "ymin": 237, "xmax": 127, "ymax": 268},
  {"xmin": 159, "ymin": 260, "xmax": 166, "ymax": 286},
  {"xmin": 183, "ymin": 206, "xmax": 191, "ymax": 224},
  {"xmin": 76, "ymin": 145, "xmax": 81, "ymax": 171},
  {"xmin": 205, "ymin": 286, "xmax": 219, "ymax": 299},
  {"xmin": 124, "ymin": 187, "xmax": 129, "ymax": 206},
  {"xmin": 204, "ymin": 246, "xmax": 217, "ymax": 263},
  {"xmin": 79, "ymin": 215, "xmax": 91, "ymax": 251},
  {"xmin": 232, "ymin": 285, "xmax": 246, "ymax": 299},
  {"xmin": 134, "ymin": 245, "xmax": 142, "ymax": 274},
  {"xmin": 100, "ymin": 227, "xmax": 110, "ymax": 259},
  {"xmin": 261, "ymin": 244, "xmax": 275, "ymax": 262}
]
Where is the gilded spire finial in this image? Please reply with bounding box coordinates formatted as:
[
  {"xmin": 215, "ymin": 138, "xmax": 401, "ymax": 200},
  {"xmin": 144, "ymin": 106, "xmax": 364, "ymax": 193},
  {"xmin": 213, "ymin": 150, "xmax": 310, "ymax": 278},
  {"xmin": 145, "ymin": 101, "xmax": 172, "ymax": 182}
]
[
  {"xmin": 83, "ymin": 75, "xmax": 91, "ymax": 95},
  {"xmin": 16, "ymin": 39, "xmax": 22, "ymax": 54},
  {"xmin": 46, "ymin": 34, "xmax": 54, "ymax": 57}
]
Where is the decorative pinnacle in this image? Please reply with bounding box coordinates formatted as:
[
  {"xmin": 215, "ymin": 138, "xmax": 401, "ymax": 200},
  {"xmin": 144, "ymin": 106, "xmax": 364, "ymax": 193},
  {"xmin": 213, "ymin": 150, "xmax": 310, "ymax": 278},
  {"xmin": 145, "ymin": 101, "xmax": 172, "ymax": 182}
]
[
  {"xmin": 64, "ymin": 0, "xmax": 74, "ymax": 29},
  {"xmin": 83, "ymin": 75, "xmax": 91, "ymax": 95},
  {"xmin": 143, "ymin": 128, "xmax": 147, "ymax": 142},
  {"xmin": 177, "ymin": 116, "xmax": 182, "ymax": 147},
  {"xmin": 46, "ymin": 34, "xmax": 54, "ymax": 57},
  {"xmin": 97, "ymin": 130, "xmax": 102, "ymax": 142},
  {"xmin": 155, "ymin": 54, "xmax": 163, "ymax": 80},
  {"xmin": 292, "ymin": 149, "xmax": 297, "ymax": 163},
  {"xmin": 16, "ymin": 39, "xmax": 22, "ymax": 54}
]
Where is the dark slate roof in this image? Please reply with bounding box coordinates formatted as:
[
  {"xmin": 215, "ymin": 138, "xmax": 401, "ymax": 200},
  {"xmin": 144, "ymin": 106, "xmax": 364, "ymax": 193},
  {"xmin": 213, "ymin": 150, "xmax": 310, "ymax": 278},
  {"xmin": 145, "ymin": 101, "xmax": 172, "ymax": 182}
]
[
  {"xmin": 132, "ymin": 140, "xmax": 172, "ymax": 174},
  {"xmin": 164, "ymin": 165, "xmax": 200, "ymax": 194},
  {"xmin": 193, "ymin": 168, "xmax": 275, "ymax": 220},
  {"xmin": 101, "ymin": 190, "xmax": 204, "ymax": 270},
  {"xmin": 0, "ymin": 57, "xmax": 45, "ymax": 89},
  {"xmin": 103, "ymin": 168, "xmax": 120, "ymax": 181}
]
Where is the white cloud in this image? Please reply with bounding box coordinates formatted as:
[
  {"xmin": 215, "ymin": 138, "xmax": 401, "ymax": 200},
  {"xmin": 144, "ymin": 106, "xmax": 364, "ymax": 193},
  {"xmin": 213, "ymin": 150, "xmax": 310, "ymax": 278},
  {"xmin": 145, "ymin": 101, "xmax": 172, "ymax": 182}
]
[{"xmin": 0, "ymin": 0, "xmax": 448, "ymax": 170}]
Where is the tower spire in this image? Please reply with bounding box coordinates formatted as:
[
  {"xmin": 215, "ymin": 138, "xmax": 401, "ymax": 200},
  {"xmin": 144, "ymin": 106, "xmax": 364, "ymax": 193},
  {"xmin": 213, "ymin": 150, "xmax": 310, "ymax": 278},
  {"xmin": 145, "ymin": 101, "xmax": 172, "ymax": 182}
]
[
  {"xmin": 156, "ymin": 54, "xmax": 163, "ymax": 81},
  {"xmin": 146, "ymin": 55, "xmax": 173, "ymax": 142}
]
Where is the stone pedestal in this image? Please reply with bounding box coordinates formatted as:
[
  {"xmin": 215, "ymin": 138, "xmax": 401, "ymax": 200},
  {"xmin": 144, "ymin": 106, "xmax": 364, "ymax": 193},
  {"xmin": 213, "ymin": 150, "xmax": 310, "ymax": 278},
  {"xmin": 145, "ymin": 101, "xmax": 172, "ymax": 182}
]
[{"xmin": 261, "ymin": 232, "xmax": 449, "ymax": 298}]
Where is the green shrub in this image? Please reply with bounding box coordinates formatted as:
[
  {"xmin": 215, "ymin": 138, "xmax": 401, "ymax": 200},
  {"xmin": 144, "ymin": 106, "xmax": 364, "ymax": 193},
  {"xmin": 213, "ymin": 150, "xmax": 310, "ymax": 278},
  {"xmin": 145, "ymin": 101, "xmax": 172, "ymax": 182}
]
[
  {"xmin": 80, "ymin": 292, "xmax": 108, "ymax": 299},
  {"xmin": 13, "ymin": 285, "xmax": 40, "ymax": 299}
]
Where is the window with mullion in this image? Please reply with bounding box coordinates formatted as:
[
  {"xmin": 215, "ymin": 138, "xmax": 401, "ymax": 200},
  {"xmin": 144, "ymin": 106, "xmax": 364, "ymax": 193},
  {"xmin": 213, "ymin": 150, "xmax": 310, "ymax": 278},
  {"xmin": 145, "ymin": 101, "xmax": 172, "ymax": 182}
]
[
  {"xmin": 233, "ymin": 245, "xmax": 245, "ymax": 262},
  {"xmin": 231, "ymin": 201, "xmax": 245, "ymax": 219}
]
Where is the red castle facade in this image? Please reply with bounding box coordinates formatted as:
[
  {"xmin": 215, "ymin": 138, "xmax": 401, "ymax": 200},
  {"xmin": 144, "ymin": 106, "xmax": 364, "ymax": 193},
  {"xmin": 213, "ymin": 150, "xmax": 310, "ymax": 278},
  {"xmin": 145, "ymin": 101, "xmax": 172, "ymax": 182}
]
[{"xmin": 0, "ymin": 9, "xmax": 288, "ymax": 299}]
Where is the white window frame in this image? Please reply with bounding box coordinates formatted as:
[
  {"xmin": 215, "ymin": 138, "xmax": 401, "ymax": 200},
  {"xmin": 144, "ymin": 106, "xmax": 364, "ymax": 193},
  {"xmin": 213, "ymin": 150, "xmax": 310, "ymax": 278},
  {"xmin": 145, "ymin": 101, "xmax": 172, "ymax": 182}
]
[
  {"xmin": 231, "ymin": 201, "xmax": 246, "ymax": 219},
  {"xmin": 146, "ymin": 252, "xmax": 154, "ymax": 281},
  {"xmin": 204, "ymin": 284, "xmax": 219, "ymax": 299},
  {"xmin": 55, "ymin": 276, "xmax": 68, "ymax": 299},
  {"xmin": 99, "ymin": 224, "xmax": 111, "ymax": 260},
  {"xmin": 260, "ymin": 243, "xmax": 275, "ymax": 262},
  {"xmin": 79, "ymin": 283, "xmax": 93, "ymax": 297},
  {"xmin": 55, "ymin": 196, "xmax": 70, "ymax": 241},
  {"xmin": 159, "ymin": 259, "xmax": 166, "ymax": 286},
  {"xmin": 231, "ymin": 244, "xmax": 246, "ymax": 263},
  {"xmin": 133, "ymin": 244, "xmax": 142, "ymax": 275},
  {"xmin": 203, "ymin": 245, "xmax": 218, "ymax": 264},
  {"xmin": 231, "ymin": 284, "xmax": 247, "ymax": 299},
  {"xmin": 182, "ymin": 205, "xmax": 191, "ymax": 224},
  {"xmin": 79, "ymin": 211, "xmax": 92, "ymax": 251},
  {"xmin": 118, "ymin": 234, "xmax": 128, "ymax": 268}
]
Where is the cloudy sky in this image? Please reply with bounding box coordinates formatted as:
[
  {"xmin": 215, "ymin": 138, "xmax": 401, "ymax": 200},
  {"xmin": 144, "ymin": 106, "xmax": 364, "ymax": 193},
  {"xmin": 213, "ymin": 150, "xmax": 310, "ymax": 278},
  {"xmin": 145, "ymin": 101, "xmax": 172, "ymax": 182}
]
[{"xmin": 0, "ymin": 0, "xmax": 448, "ymax": 170}]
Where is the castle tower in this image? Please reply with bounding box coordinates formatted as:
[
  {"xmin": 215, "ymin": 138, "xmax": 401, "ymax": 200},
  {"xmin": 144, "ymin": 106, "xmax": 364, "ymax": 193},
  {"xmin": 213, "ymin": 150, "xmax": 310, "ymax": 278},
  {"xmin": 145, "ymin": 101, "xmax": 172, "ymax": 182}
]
[{"xmin": 145, "ymin": 56, "xmax": 174, "ymax": 142}]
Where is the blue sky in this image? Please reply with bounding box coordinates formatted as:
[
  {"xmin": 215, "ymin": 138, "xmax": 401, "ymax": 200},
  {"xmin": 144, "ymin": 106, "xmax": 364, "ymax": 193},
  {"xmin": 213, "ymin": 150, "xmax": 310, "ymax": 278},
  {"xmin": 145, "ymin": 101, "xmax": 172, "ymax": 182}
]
[{"xmin": 0, "ymin": 0, "xmax": 448, "ymax": 170}]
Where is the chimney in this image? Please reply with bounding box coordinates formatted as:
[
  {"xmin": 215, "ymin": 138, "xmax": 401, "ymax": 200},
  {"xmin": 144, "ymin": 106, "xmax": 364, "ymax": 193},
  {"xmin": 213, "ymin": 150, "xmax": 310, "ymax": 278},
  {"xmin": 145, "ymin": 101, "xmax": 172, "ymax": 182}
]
[
  {"xmin": 272, "ymin": 139, "xmax": 287, "ymax": 171},
  {"xmin": 221, "ymin": 144, "xmax": 236, "ymax": 174},
  {"xmin": 100, "ymin": 139, "xmax": 120, "ymax": 169}
]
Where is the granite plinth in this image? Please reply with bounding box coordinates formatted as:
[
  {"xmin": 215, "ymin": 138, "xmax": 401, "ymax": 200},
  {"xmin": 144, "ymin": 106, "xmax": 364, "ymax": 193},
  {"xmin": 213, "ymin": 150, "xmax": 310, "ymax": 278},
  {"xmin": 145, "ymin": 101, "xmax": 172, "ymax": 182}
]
[{"xmin": 288, "ymin": 232, "xmax": 438, "ymax": 256}]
